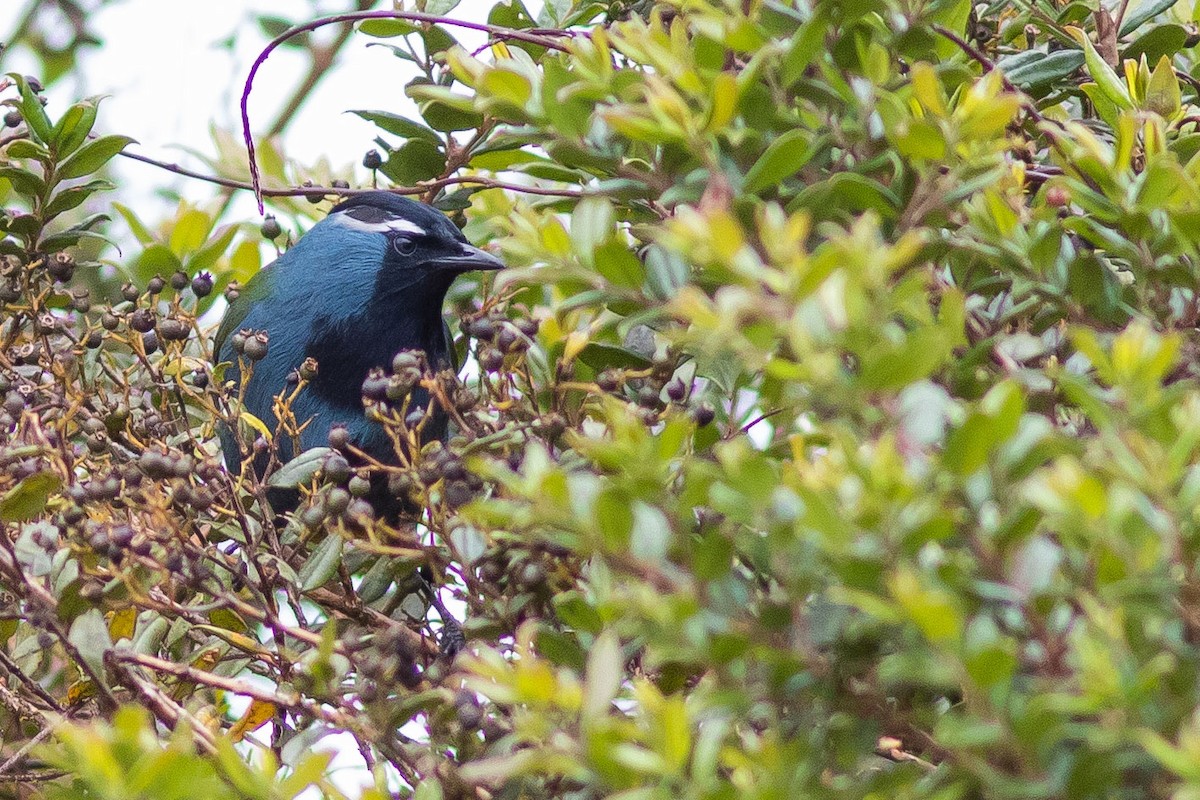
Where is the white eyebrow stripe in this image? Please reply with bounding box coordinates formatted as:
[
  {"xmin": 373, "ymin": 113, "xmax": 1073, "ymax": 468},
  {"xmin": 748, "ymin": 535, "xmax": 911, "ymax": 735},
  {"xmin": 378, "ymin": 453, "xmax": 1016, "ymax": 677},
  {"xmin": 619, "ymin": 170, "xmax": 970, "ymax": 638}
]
[{"xmin": 330, "ymin": 212, "xmax": 426, "ymax": 236}]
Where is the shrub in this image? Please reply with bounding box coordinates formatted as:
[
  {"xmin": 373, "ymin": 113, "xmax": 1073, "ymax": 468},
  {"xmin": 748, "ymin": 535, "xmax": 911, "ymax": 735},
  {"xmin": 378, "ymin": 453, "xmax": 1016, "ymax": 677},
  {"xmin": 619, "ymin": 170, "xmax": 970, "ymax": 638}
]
[{"xmin": 5, "ymin": 0, "xmax": 1200, "ymax": 797}]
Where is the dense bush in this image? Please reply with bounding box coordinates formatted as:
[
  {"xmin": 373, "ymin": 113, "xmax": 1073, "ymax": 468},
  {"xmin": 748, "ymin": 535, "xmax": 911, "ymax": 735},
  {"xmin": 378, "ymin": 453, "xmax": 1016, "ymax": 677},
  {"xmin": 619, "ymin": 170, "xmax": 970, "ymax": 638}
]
[{"xmin": 6, "ymin": 0, "xmax": 1200, "ymax": 797}]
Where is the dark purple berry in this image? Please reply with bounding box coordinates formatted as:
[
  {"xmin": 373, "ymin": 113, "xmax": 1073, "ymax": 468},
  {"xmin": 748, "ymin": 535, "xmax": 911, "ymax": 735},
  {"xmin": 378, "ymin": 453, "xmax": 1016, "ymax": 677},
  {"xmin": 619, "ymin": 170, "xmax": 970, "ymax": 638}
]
[{"xmin": 191, "ymin": 272, "xmax": 214, "ymax": 298}]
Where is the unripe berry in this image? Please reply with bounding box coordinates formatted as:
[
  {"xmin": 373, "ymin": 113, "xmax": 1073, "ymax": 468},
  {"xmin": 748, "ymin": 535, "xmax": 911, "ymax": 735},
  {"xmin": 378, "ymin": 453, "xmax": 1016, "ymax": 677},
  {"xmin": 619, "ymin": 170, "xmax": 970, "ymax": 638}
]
[
  {"xmin": 260, "ymin": 215, "xmax": 282, "ymax": 240},
  {"xmin": 243, "ymin": 331, "xmax": 269, "ymax": 361}
]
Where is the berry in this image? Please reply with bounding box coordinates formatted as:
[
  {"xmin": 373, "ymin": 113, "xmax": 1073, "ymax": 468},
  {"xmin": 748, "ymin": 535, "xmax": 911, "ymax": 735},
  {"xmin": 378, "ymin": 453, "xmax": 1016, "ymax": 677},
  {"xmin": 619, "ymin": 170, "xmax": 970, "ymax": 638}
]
[
  {"xmin": 191, "ymin": 272, "xmax": 214, "ymax": 298},
  {"xmin": 363, "ymin": 149, "xmax": 383, "ymax": 170},
  {"xmin": 243, "ymin": 332, "xmax": 269, "ymax": 361},
  {"xmin": 129, "ymin": 308, "xmax": 155, "ymax": 333},
  {"xmin": 261, "ymin": 215, "xmax": 282, "ymax": 240},
  {"xmin": 47, "ymin": 252, "xmax": 74, "ymax": 282},
  {"xmin": 299, "ymin": 357, "xmax": 319, "ymax": 381},
  {"xmin": 302, "ymin": 180, "xmax": 324, "ymax": 204},
  {"xmin": 322, "ymin": 453, "xmax": 352, "ymax": 485},
  {"xmin": 159, "ymin": 318, "xmax": 189, "ymax": 341},
  {"xmin": 328, "ymin": 425, "xmax": 350, "ymax": 450}
]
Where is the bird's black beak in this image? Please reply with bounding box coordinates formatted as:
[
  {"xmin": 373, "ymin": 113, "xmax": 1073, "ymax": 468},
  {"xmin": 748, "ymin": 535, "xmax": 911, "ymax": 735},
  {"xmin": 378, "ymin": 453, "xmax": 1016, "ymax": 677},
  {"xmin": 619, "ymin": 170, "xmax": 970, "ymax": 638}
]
[{"xmin": 436, "ymin": 243, "xmax": 505, "ymax": 273}]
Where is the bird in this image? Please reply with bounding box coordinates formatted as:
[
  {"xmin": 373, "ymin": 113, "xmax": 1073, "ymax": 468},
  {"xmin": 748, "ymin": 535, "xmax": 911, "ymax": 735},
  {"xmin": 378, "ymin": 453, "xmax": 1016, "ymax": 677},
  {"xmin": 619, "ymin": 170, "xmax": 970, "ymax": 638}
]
[{"xmin": 213, "ymin": 191, "xmax": 504, "ymax": 498}]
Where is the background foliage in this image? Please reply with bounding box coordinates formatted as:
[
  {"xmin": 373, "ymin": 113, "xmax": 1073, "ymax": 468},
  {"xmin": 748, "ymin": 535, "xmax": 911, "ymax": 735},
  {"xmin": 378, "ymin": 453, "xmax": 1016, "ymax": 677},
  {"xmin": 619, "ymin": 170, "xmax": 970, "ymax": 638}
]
[{"xmin": 5, "ymin": 0, "xmax": 1200, "ymax": 797}]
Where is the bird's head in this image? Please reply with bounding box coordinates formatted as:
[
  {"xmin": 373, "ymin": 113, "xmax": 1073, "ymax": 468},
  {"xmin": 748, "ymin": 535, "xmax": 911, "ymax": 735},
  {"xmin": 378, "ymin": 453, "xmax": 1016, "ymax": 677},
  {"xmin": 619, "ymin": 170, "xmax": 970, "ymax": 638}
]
[
  {"xmin": 261, "ymin": 191, "xmax": 503, "ymax": 317},
  {"xmin": 316, "ymin": 191, "xmax": 504, "ymax": 295}
]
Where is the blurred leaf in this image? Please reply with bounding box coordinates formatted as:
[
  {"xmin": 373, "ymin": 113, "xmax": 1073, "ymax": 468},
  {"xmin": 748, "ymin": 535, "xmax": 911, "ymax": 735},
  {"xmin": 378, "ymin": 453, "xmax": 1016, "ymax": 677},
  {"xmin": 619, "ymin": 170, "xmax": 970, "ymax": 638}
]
[
  {"xmin": 1123, "ymin": 24, "xmax": 1188, "ymax": 64},
  {"xmin": 0, "ymin": 472, "xmax": 61, "ymax": 522},
  {"xmin": 583, "ymin": 629, "xmax": 622, "ymax": 717},
  {"xmin": 1119, "ymin": 0, "xmax": 1180, "ymax": 35},
  {"xmin": 358, "ymin": 18, "xmax": 419, "ymax": 37},
  {"xmin": 744, "ymin": 130, "xmax": 820, "ymax": 194},
  {"xmin": 68, "ymin": 609, "xmax": 113, "ymax": 681},
  {"xmin": 230, "ymin": 699, "xmax": 277, "ymax": 743}
]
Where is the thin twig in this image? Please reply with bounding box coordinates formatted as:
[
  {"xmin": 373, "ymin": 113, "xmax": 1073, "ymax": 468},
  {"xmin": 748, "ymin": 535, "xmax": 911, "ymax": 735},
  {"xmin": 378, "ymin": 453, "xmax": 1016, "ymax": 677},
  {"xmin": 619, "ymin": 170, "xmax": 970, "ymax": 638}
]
[
  {"xmin": 119, "ymin": 148, "xmax": 586, "ymax": 199},
  {"xmin": 0, "ymin": 726, "xmax": 53, "ymax": 776}
]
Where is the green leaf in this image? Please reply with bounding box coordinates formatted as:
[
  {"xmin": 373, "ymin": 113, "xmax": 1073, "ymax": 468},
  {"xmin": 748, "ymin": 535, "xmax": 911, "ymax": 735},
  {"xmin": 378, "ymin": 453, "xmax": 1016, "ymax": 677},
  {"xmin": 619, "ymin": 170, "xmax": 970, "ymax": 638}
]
[
  {"xmin": 0, "ymin": 165, "xmax": 47, "ymax": 199},
  {"xmin": 1123, "ymin": 24, "xmax": 1188, "ymax": 65},
  {"xmin": 51, "ymin": 99, "xmax": 99, "ymax": 157},
  {"xmin": 184, "ymin": 224, "xmax": 239, "ymax": 275},
  {"xmin": 67, "ymin": 609, "xmax": 113, "ymax": 684},
  {"xmin": 168, "ymin": 209, "xmax": 212, "ymax": 256},
  {"xmin": 1144, "ymin": 54, "xmax": 1181, "ymax": 118},
  {"xmin": 1002, "ymin": 50, "xmax": 1085, "ymax": 91},
  {"xmin": 577, "ymin": 342, "xmax": 654, "ymax": 371},
  {"xmin": 298, "ymin": 534, "xmax": 344, "ymax": 592},
  {"xmin": 113, "ymin": 201, "xmax": 156, "ymax": 245},
  {"xmin": 594, "ymin": 240, "xmax": 645, "ymax": 288},
  {"xmin": 43, "ymin": 179, "xmax": 114, "ymax": 219},
  {"xmin": 421, "ymin": 0, "xmax": 462, "ymax": 14},
  {"xmin": 407, "ymin": 84, "xmax": 484, "ymax": 131},
  {"xmin": 348, "ymin": 110, "xmax": 443, "ymax": 144},
  {"xmin": 269, "ymin": 448, "xmax": 332, "ymax": 488},
  {"xmin": 583, "ymin": 629, "xmax": 621, "ymax": 717},
  {"xmin": 1119, "ymin": 0, "xmax": 1179, "ymax": 36},
  {"xmin": 258, "ymin": 14, "xmax": 309, "ymax": 47},
  {"xmin": 379, "ymin": 139, "xmax": 446, "ymax": 185},
  {"xmin": 8, "ymin": 73, "xmax": 53, "ymax": 143},
  {"xmin": 58, "ymin": 135, "xmax": 136, "ymax": 180},
  {"xmin": 744, "ymin": 130, "xmax": 822, "ymax": 193},
  {"xmin": 789, "ymin": 172, "xmax": 901, "ymax": 219},
  {"xmin": 1067, "ymin": 27, "xmax": 1134, "ymax": 111},
  {"xmin": 131, "ymin": 244, "xmax": 183, "ymax": 283},
  {"xmin": 5, "ymin": 139, "xmax": 52, "ymax": 163},
  {"xmin": 358, "ymin": 18, "xmax": 419, "ymax": 38},
  {"xmin": 39, "ymin": 214, "xmax": 114, "ymax": 252},
  {"xmin": 0, "ymin": 472, "xmax": 61, "ymax": 522}
]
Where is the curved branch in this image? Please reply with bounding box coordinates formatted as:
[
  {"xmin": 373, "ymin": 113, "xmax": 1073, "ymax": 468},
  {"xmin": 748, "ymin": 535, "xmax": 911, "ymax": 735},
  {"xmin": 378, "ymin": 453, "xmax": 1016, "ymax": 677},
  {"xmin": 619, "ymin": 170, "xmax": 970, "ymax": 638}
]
[
  {"xmin": 119, "ymin": 147, "xmax": 587, "ymax": 198},
  {"xmin": 241, "ymin": 10, "xmax": 575, "ymax": 211}
]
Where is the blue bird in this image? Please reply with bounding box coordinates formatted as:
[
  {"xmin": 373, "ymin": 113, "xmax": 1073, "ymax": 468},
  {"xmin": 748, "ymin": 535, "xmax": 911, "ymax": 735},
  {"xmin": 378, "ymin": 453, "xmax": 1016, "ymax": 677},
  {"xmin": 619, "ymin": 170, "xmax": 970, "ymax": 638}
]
[{"xmin": 214, "ymin": 191, "xmax": 504, "ymax": 492}]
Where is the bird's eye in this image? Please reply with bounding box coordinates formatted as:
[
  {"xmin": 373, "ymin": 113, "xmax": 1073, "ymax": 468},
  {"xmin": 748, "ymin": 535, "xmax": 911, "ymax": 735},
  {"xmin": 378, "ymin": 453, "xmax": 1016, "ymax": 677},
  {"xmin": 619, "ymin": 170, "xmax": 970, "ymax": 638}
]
[{"xmin": 393, "ymin": 237, "xmax": 417, "ymax": 256}]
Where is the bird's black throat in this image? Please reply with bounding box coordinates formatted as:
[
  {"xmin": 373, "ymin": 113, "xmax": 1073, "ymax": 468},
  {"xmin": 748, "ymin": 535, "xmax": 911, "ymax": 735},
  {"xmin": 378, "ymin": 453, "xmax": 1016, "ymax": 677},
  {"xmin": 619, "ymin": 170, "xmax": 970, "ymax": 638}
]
[{"xmin": 303, "ymin": 274, "xmax": 456, "ymax": 424}]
